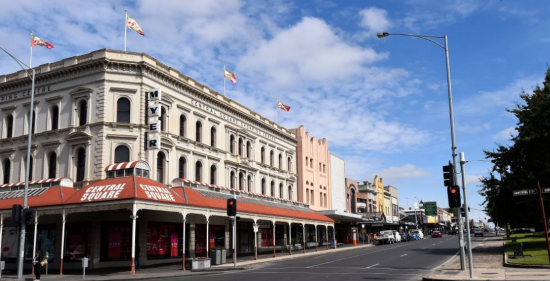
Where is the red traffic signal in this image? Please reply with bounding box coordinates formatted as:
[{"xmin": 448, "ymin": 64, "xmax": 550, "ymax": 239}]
[
  {"xmin": 227, "ymin": 198, "xmax": 237, "ymax": 216},
  {"xmin": 448, "ymin": 185, "xmax": 461, "ymax": 208}
]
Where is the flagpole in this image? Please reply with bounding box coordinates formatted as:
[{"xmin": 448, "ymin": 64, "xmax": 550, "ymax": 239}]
[
  {"xmin": 124, "ymin": 9, "xmax": 128, "ymax": 51},
  {"xmin": 223, "ymin": 64, "xmax": 226, "ymax": 97},
  {"xmin": 276, "ymin": 98, "xmax": 279, "ymax": 125},
  {"xmin": 30, "ymin": 33, "xmax": 33, "ymax": 68}
]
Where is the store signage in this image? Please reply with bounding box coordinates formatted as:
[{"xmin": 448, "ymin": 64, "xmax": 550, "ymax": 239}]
[
  {"xmin": 146, "ymin": 88, "xmax": 162, "ymax": 150},
  {"xmin": 139, "ymin": 184, "xmax": 176, "ymax": 202},
  {"xmin": 0, "ymin": 85, "xmax": 52, "ymax": 105},
  {"xmin": 258, "ymin": 222, "xmax": 271, "ymax": 229},
  {"xmin": 191, "ymin": 99, "xmax": 276, "ymax": 141},
  {"xmin": 148, "ymin": 120, "xmax": 161, "ymax": 133},
  {"xmin": 80, "ymin": 183, "xmax": 126, "ymax": 201},
  {"xmin": 148, "ymin": 104, "xmax": 161, "ymax": 117}
]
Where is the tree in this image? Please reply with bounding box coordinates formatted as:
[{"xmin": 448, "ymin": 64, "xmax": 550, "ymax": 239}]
[{"xmin": 480, "ymin": 68, "xmax": 550, "ymax": 230}]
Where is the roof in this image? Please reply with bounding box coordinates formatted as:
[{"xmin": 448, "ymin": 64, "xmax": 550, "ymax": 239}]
[
  {"xmin": 64, "ymin": 176, "xmax": 186, "ymax": 205},
  {"xmin": 0, "ymin": 186, "xmax": 77, "ymax": 210}
]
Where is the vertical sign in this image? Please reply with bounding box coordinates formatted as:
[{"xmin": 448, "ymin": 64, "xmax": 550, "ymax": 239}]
[{"xmin": 145, "ymin": 88, "xmax": 162, "ymax": 150}]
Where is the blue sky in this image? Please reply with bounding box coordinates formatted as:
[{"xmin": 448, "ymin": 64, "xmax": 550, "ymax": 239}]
[{"xmin": 1, "ymin": 0, "xmax": 549, "ymax": 223}]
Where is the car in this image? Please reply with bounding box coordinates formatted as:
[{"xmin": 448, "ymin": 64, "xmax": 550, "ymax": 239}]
[
  {"xmin": 413, "ymin": 230, "xmax": 424, "ymax": 239},
  {"xmin": 449, "ymin": 229, "xmax": 458, "ymax": 235},
  {"xmin": 432, "ymin": 231, "xmax": 442, "ymax": 238},
  {"xmin": 393, "ymin": 231, "xmax": 402, "ymax": 242},
  {"xmin": 474, "ymin": 228, "xmax": 484, "ymax": 236},
  {"xmin": 410, "ymin": 232, "xmax": 420, "ymax": 240},
  {"xmin": 376, "ymin": 230, "xmax": 396, "ymax": 244}
]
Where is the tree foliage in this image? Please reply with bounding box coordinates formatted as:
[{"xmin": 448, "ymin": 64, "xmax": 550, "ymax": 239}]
[{"xmin": 480, "ymin": 68, "xmax": 550, "ymax": 229}]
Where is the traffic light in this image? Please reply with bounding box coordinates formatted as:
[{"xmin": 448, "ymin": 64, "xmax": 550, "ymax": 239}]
[
  {"xmin": 12, "ymin": 204, "xmax": 22, "ymax": 225},
  {"xmin": 460, "ymin": 206, "xmax": 471, "ymax": 217},
  {"xmin": 443, "ymin": 162, "xmax": 461, "ymax": 208},
  {"xmin": 442, "ymin": 163, "xmax": 454, "ymax": 188},
  {"xmin": 23, "ymin": 208, "xmax": 36, "ymax": 225},
  {"xmin": 227, "ymin": 198, "xmax": 237, "ymax": 216}
]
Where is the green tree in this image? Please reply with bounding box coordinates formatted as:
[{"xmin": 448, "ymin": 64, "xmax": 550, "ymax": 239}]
[{"xmin": 480, "ymin": 68, "xmax": 550, "ymax": 230}]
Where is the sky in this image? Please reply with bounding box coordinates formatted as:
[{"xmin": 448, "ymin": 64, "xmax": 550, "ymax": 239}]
[{"xmin": 1, "ymin": 0, "xmax": 549, "ymax": 224}]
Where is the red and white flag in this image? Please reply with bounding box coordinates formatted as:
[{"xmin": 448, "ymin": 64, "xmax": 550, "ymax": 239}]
[
  {"xmin": 224, "ymin": 66, "xmax": 237, "ymax": 85},
  {"xmin": 126, "ymin": 13, "xmax": 145, "ymax": 36},
  {"xmin": 277, "ymin": 101, "xmax": 290, "ymax": 112},
  {"xmin": 31, "ymin": 33, "xmax": 55, "ymax": 49}
]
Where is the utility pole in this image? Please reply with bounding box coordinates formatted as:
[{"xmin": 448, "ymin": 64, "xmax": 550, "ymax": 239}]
[{"xmin": 460, "ymin": 152, "xmax": 474, "ymax": 278}]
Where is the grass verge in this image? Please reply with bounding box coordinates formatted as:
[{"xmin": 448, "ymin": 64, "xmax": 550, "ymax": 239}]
[{"xmin": 505, "ymin": 233, "xmax": 549, "ymax": 265}]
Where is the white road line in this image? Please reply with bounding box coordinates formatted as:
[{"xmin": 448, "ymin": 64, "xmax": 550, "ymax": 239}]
[
  {"xmin": 306, "ymin": 244, "xmax": 408, "ymax": 268},
  {"xmin": 239, "ymin": 271, "xmax": 421, "ymax": 276},
  {"xmin": 422, "ymin": 248, "xmax": 426, "ymax": 250},
  {"xmin": 401, "ymin": 254, "xmax": 408, "ymax": 257},
  {"xmin": 432, "ymin": 244, "xmax": 435, "ymax": 245},
  {"xmin": 365, "ymin": 263, "xmax": 379, "ymax": 269}
]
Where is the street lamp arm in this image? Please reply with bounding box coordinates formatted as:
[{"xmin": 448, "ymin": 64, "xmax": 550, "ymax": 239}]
[
  {"xmin": 387, "ymin": 33, "xmax": 446, "ymax": 50},
  {"xmin": 0, "ymin": 46, "xmax": 33, "ymax": 79}
]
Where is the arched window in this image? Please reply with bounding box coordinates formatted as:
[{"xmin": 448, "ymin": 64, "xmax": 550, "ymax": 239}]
[
  {"xmin": 78, "ymin": 100, "xmax": 87, "ymax": 126},
  {"xmin": 279, "ymin": 183, "xmax": 283, "ymax": 199},
  {"xmin": 179, "ymin": 157, "xmax": 186, "ymax": 179},
  {"xmin": 238, "ymin": 138, "xmax": 243, "ymax": 156},
  {"xmin": 76, "ymin": 148, "xmax": 86, "ymax": 182},
  {"xmin": 230, "ymin": 171, "xmax": 235, "ymax": 190},
  {"xmin": 195, "ymin": 161, "xmax": 202, "ymax": 182},
  {"xmin": 261, "ymin": 147, "xmax": 265, "ymax": 164},
  {"xmin": 114, "ymin": 146, "xmax": 130, "ymax": 163},
  {"xmin": 323, "ymin": 164, "xmax": 326, "ymax": 173},
  {"xmin": 320, "ymin": 191, "xmax": 323, "ymax": 207},
  {"xmin": 3, "ymin": 159, "xmax": 11, "ymax": 184},
  {"xmin": 51, "ymin": 106, "xmax": 59, "ymax": 130},
  {"xmin": 246, "ymin": 141, "xmax": 251, "ymax": 158},
  {"xmin": 270, "ymin": 150, "xmax": 274, "ymax": 166},
  {"xmin": 270, "ymin": 180, "xmax": 275, "ymax": 197},
  {"xmin": 116, "ymin": 98, "xmax": 131, "ymax": 123},
  {"xmin": 28, "ymin": 110, "xmax": 36, "ymax": 135},
  {"xmin": 261, "ymin": 179, "xmax": 266, "ymax": 195},
  {"xmin": 311, "ymin": 190, "xmax": 314, "ymax": 205},
  {"xmin": 196, "ymin": 121, "xmax": 202, "ymax": 142},
  {"xmin": 247, "ymin": 175, "xmax": 252, "ymax": 192},
  {"xmin": 160, "ymin": 107, "xmax": 166, "ymax": 132},
  {"xmin": 350, "ymin": 188, "xmax": 356, "ymax": 213},
  {"xmin": 157, "ymin": 152, "xmax": 165, "ymax": 183},
  {"xmin": 287, "ymin": 157, "xmax": 291, "ymax": 172},
  {"xmin": 210, "ymin": 165, "xmax": 216, "ymax": 184},
  {"xmin": 6, "ymin": 115, "xmax": 13, "ymax": 138},
  {"xmin": 48, "ymin": 152, "xmax": 57, "ymax": 179},
  {"xmin": 288, "ymin": 185, "xmax": 292, "ymax": 200},
  {"xmin": 27, "ymin": 157, "xmax": 34, "ymax": 181},
  {"xmin": 306, "ymin": 188, "xmax": 310, "ymax": 203},
  {"xmin": 239, "ymin": 172, "xmax": 244, "ymax": 190},
  {"xmin": 230, "ymin": 135, "xmax": 235, "ymax": 154},
  {"xmin": 179, "ymin": 115, "xmax": 186, "ymax": 137},
  {"xmin": 278, "ymin": 154, "xmax": 282, "ymax": 169},
  {"xmin": 210, "ymin": 127, "xmax": 216, "ymax": 147}
]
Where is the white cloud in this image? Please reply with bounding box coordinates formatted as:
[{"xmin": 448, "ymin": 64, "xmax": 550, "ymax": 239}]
[
  {"xmin": 464, "ymin": 174, "xmax": 483, "ymax": 186},
  {"xmin": 492, "ymin": 126, "xmax": 517, "ymax": 142},
  {"xmin": 374, "ymin": 164, "xmax": 431, "ymax": 183},
  {"xmin": 358, "ymin": 7, "xmax": 392, "ymax": 38}
]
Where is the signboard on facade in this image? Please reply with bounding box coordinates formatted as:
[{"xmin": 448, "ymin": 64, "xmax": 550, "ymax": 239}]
[
  {"xmin": 424, "ymin": 201, "xmax": 437, "ymax": 216},
  {"xmin": 146, "ymin": 88, "xmax": 162, "ymax": 150}
]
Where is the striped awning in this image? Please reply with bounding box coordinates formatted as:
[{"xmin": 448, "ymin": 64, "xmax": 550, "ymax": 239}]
[
  {"xmin": 0, "ymin": 177, "xmax": 68, "ymax": 188},
  {"xmin": 104, "ymin": 161, "xmax": 141, "ymax": 171}
]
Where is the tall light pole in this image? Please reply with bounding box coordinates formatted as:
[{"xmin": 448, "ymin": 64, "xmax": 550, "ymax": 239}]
[
  {"xmin": 0, "ymin": 46, "xmax": 35, "ymax": 280},
  {"xmin": 377, "ymin": 32, "xmax": 466, "ymax": 270}
]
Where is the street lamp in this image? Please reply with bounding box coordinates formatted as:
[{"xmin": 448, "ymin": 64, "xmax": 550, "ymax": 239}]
[
  {"xmin": 377, "ymin": 32, "xmax": 470, "ymax": 276},
  {"xmin": 0, "ymin": 46, "xmax": 36, "ymax": 280}
]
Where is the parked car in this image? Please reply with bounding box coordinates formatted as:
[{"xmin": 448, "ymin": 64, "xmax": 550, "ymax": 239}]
[
  {"xmin": 474, "ymin": 228, "xmax": 484, "ymax": 236},
  {"xmin": 432, "ymin": 231, "xmax": 442, "ymax": 238},
  {"xmin": 410, "ymin": 232, "xmax": 420, "ymax": 240},
  {"xmin": 413, "ymin": 230, "xmax": 424, "ymax": 239},
  {"xmin": 393, "ymin": 231, "xmax": 402, "ymax": 242},
  {"xmin": 400, "ymin": 232, "xmax": 412, "ymax": 242},
  {"xmin": 376, "ymin": 230, "xmax": 396, "ymax": 244}
]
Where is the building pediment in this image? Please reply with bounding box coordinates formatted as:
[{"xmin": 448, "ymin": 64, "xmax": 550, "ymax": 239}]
[{"xmin": 65, "ymin": 131, "xmax": 92, "ymax": 143}]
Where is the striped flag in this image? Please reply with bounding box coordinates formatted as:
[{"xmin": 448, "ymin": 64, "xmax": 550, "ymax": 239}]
[
  {"xmin": 126, "ymin": 13, "xmax": 145, "ymax": 36},
  {"xmin": 31, "ymin": 33, "xmax": 54, "ymax": 49},
  {"xmin": 277, "ymin": 101, "xmax": 290, "ymax": 112},
  {"xmin": 224, "ymin": 67, "xmax": 237, "ymax": 85}
]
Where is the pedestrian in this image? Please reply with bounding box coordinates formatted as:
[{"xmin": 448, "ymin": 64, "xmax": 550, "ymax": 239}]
[
  {"xmin": 135, "ymin": 244, "xmax": 141, "ymax": 271},
  {"xmin": 32, "ymin": 251, "xmax": 44, "ymax": 281}
]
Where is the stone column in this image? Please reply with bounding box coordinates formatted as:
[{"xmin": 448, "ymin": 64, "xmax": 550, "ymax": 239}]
[
  {"xmin": 288, "ymin": 223, "xmax": 292, "ymax": 255},
  {"xmin": 130, "ymin": 204, "xmax": 137, "ymax": 274}
]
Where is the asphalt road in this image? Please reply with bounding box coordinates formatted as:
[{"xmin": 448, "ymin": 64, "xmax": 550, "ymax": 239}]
[{"xmin": 155, "ymin": 233, "xmax": 492, "ymax": 281}]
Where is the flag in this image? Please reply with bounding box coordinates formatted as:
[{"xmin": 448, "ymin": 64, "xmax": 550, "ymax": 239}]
[
  {"xmin": 224, "ymin": 67, "xmax": 237, "ymax": 85},
  {"xmin": 31, "ymin": 33, "xmax": 55, "ymax": 49},
  {"xmin": 126, "ymin": 13, "xmax": 145, "ymax": 36},
  {"xmin": 277, "ymin": 101, "xmax": 290, "ymax": 112}
]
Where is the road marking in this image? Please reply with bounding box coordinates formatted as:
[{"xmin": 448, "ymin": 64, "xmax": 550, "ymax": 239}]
[
  {"xmin": 238, "ymin": 271, "xmax": 422, "ymax": 276},
  {"xmin": 365, "ymin": 263, "xmax": 379, "ymax": 269},
  {"xmin": 306, "ymin": 244, "xmax": 408, "ymax": 268},
  {"xmin": 400, "ymin": 254, "xmax": 408, "ymax": 257},
  {"xmin": 422, "ymin": 248, "xmax": 426, "ymax": 250},
  {"xmin": 432, "ymin": 244, "xmax": 435, "ymax": 245}
]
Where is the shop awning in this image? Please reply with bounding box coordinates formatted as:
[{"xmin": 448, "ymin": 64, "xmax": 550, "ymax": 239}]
[{"xmin": 317, "ymin": 210, "xmax": 363, "ymax": 223}]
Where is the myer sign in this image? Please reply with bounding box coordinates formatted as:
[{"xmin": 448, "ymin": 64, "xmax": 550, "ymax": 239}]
[{"xmin": 146, "ymin": 88, "xmax": 162, "ymax": 150}]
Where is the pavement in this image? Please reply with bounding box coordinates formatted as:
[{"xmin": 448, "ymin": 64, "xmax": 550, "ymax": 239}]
[{"xmin": 423, "ymin": 233, "xmax": 550, "ymax": 281}]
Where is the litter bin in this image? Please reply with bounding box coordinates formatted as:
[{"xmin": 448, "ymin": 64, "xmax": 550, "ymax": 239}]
[
  {"xmin": 210, "ymin": 249, "xmax": 222, "ymax": 265},
  {"xmin": 330, "ymin": 240, "xmax": 335, "ymax": 248},
  {"xmin": 220, "ymin": 248, "xmax": 226, "ymax": 264}
]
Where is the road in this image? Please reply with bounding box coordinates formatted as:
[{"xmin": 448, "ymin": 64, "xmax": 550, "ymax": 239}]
[{"xmin": 155, "ymin": 234, "xmax": 492, "ymax": 281}]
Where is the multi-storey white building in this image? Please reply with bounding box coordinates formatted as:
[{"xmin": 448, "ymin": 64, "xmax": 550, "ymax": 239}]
[{"xmin": 0, "ymin": 49, "xmax": 297, "ymax": 198}]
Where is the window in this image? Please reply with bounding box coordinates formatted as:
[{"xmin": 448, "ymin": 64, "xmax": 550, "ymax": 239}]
[
  {"xmin": 178, "ymin": 157, "xmax": 186, "ymax": 179},
  {"xmin": 195, "ymin": 121, "xmax": 202, "ymax": 142},
  {"xmin": 78, "ymin": 100, "xmax": 87, "ymax": 126},
  {"xmin": 179, "ymin": 115, "xmax": 186, "ymax": 137},
  {"xmin": 319, "ymin": 163, "xmax": 321, "ymax": 172},
  {"xmin": 247, "ymin": 175, "xmax": 252, "ymax": 192},
  {"xmin": 230, "ymin": 135, "xmax": 235, "ymax": 154},
  {"xmin": 246, "ymin": 141, "xmax": 251, "ymax": 158},
  {"xmin": 51, "ymin": 106, "xmax": 59, "ymax": 130},
  {"xmin": 324, "ymin": 194, "xmax": 327, "ymax": 207},
  {"xmin": 76, "ymin": 148, "xmax": 86, "ymax": 182},
  {"xmin": 160, "ymin": 107, "xmax": 166, "ymax": 132},
  {"xmin": 261, "ymin": 179, "xmax": 266, "ymax": 195},
  {"xmin": 3, "ymin": 159, "xmax": 10, "ymax": 184},
  {"xmin": 238, "ymin": 138, "xmax": 243, "ymax": 156},
  {"xmin": 270, "ymin": 181, "xmax": 275, "ymax": 196},
  {"xmin": 287, "ymin": 157, "xmax": 291, "ymax": 172},
  {"xmin": 210, "ymin": 127, "xmax": 216, "ymax": 147},
  {"xmin": 279, "ymin": 183, "xmax": 283, "ymax": 199},
  {"xmin": 270, "ymin": 150, "xmax": 274, "ymax": 166},
  {"xmin": 195, "ymin": 161, "xmax": 202, "ymax": 182},
  {"xmin": 306, "ymin": 189, "xmax": 309, "ymax": 203},
  {"xmin": 310, "ymin": 158, "xmax": 313, "ymax": 167},
  {"xmin": 323, "ymin": 164, "xmax": 326, "ymax": 173},
  {"xmin": 28, "ymin": 110, "xmax": 36, "ymax": 135},
  {"xmin": 288, "ymin": 185, "xmax": 292, "ymax": 200},
  {"xmin": 157, "ymin": 152, "xmax": 165, "ymax": 183},
  {"xmin": 278, "ymin": 154, "xmax": 282, "ymax": 169},
  {"xmin": 311, "ymin": 190, "xmax": 314, "ymax": 205},
  {"xmin": 25, "ymin": 157, "xmax": 33, "ymax": 181},
  {"xmin": 320, "ymin": 192, "xmax": 323, "ymax": 207},
  {"xmin": 114, "ymin": 146, "xmax": 130, "ymax": 163},
  {"xmin": 230, "ymin": 171, "xmax": 235, "ymax": 189},
  {"xmin": 6, "ymin": 115, "xmax": 13, "ymax": 138},
  {"xmin": 116, "ymin": 98, "xmax": 131, "ymax": 123},
  {"xmin": 261, "ymin": 147, "xmax": 265, "ymax": 164},
  {"xmin": 305, "ymin": 157, "xmax": 308, "ymax": 167},
  {"xmin": 210, "ymin": 165, "xmax": 216, "ymax": 184},
  {"xmin": 350, "ymin": 188, "xmax": 356, "ymax": 213},
  {"xmin": 48, "ymin": 152, "xmax": 57, "ymax": 178},
  {"xmin": 239, "ymin": 172, "xmax": 244, "ymax": 190}
]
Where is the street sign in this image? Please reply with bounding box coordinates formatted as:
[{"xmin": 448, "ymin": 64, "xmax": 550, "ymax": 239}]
[
  {"xmin": 424, "ymin": 201, "xmax": 437, "ymax": 216},
  {"xmin": 513, "ymin": 189, "xmax": 538, "ymax": 196},
  {"xmin": 543, "ymin": 187, "xmax": 550, "ymax": 194}
]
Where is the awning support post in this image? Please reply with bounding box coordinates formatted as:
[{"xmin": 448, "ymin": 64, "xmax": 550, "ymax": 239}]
[
  {"xmin": 130, "ymin": 204, "xmax": 137, "ymax": 274},
  {"xmin": 60, "ymin": 209, "xmax": 66, "ymax": 275},
  {"xmin": 288, "ymin": 222, "xmax": 292, "ymax": 255},
  {"xmin": 272, "ymin": 221, "xmax": 276, "ymax": 258},
  {"xmin": 32, "ymin": 213, "xmax": 38, "ymax": 274},
  {"xmin": 302, "ymin": 224, "xmax": 306, "ymax": 253},
  {"xmin": 182, "ymin": 212, "xmax": 186, "ymax": 271},
  {"xmin": 315, "ymin": 225, "xmax": 318, "ymax": 251}
]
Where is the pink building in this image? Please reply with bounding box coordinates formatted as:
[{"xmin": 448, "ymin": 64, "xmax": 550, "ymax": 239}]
[{"xmin": 290, "ymin": 125, "xmax": 331, "ymax": 210}]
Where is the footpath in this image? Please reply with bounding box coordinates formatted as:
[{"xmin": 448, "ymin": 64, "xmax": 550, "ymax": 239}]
[
  {"xmin": 1, "ymin": 243, "xmax": 373, "ymax": 281},
  {"xmin": 423, "ymin": 236, "xmax": 550, "ymax": 281}
]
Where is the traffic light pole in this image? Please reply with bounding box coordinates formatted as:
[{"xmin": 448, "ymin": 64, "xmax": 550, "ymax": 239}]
[
  {"xmin": 233, "ymin": 192, "xmax": 237, "ymax": 268},
  {"xmin": 460, "ymin": 152, "xmax": 474, "ymax": 278}
]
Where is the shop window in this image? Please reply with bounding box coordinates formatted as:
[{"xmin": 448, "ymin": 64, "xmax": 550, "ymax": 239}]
[
  {"xmin": 100, "ymin": 222, "xmax": 132, "ymax": 261},
  {"xmin": 78, "ymin": 100, "xmax": 87, "ymax": 126},
  {"xmin": 147, "ymin": 222, "xmax": 183, "ymax": 260},
  {"xmin": 5, "ymin": 114, "xmax": 13, "ymax": 138},
  {"xmin": 24, "ymin": 224, "xmax": 56, "ymax": 262},
  {"xmin": 178, "ymin": 157, "xmax": 186, "ymax": 179},
  {"xmin": 210, "ymin": 165, "xmax": 216, "ymax": 184},
  {"xmin": 179, "ymin": 115, "xmax": 186, "ymax": 137},
  {"xmin": 193, "ymin": 224, "xmax": 224, "ymax": 257},
  {"xmin": 114, "ymin": 146, "xmax": 130, "ymax": 163},
  {"xmin": 210, "ymin": 127, "xmax": 216, "ymax": 147},
  {"xmin": 65, "ymin": 223, "xmax": 92, "ymax": 262},
  {"xmin": 48, "ymin": 152, "xmax": 57, "ymax": 179},
  {"xmin": 50, "ymin": 106, "xmax": 59, "ymax": 130},
  {"xmin": 76, "ymin": 148, "xmax": 86, "ymax": 182},
  {"xmin": 116, "ymin": 98, "xmax": 131, "ymax": 123}
]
